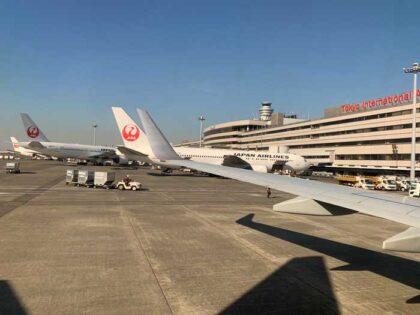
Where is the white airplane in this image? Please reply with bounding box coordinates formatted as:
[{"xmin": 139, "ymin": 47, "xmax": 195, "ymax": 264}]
[
  {"xmin": 10, "ymin": 137, "xmax": 41, "ymax": 158},
  {"xmin": 17, "ymin": 113, "xmax": 122, "ymax": 164},
  {"xmin": 111, "ymin": 107, "xmax": 310, "ymax": 173},
  {"xmin": 138, "ymin": 108, "xmax": 420, "ymax": 253}
]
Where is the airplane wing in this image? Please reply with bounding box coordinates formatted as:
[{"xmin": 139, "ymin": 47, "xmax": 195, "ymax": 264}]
[
  {"xmin": 222, "ymin": 155, "xmax": 252, "ymax": 169},
  {"xmin": 116, "ymin": 145, "xmax": 148, "ymax": 157},
  {"xmin": 138, "ymin": 109, "xmax": 420, "ymax": 252}
]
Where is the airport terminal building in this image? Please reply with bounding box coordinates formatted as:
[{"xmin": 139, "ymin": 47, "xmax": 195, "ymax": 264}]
[{"xmin": 202, "ymin": 90, "xmax": 420, "ymax": 174}]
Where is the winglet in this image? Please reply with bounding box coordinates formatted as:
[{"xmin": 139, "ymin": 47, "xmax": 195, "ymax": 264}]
[{"xmin": 136, "ymin": 109, "xmax": 180, "ymax": 161}]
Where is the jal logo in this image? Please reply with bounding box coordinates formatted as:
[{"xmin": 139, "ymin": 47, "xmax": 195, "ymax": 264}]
[
  {"xmin": 13, "ymin": 144, "xmax": 20, "ymax": 148},
  {"xmin": 122, "ymin": 124, "xmax": 140, "ymax": 141},
  {"xmin": 27, "ymin": 126, "xmax": 40, "ymax": 138}
]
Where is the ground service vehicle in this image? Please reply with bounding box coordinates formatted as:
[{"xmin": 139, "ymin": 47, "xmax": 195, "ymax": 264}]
[
  {"xmin": 5, "ymin": 162, "xmax": 20, "ymax": 174},
  {"xmin": 116, "ymin": 180, "xmax": 142, "ymax": 191},
  {"xmin": 409, "ymin": 183, "xmax": 420, "ymax": 197},
  {"xmin": 396, "ymin": 178, "xmax": 411, "ymax": 191},
  {"xmin": 336, "ymin": 175, "xmax": 375, "ymax": 190},
  {"xmin": 373, "ymin": 177, "xmax": 397, "ymax": 191}
]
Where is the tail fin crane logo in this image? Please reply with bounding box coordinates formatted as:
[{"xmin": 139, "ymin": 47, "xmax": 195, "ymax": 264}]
[
  {"xmin": 122, "ymin": 124, "xmax": 140, "ymax": 141},
  {"xmin": 27, "ymin": 126, "xmax": 40, "ymax": 138}
]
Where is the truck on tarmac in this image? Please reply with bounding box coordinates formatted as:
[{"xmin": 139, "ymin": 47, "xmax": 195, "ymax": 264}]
[
  {"xmin": 409, "ymin": 182, "xmax": 420, "ymax": 197},
  {"xmin": 396, "ymin": 177, "xmax": 411, "ymax": 191},
  {"xmin": 370, "ymin": 176, "xmax": 397, "ymax": 191},
  {"xmin": 335, "ymin": 175, "xmax": 375, "ymax": 190}
]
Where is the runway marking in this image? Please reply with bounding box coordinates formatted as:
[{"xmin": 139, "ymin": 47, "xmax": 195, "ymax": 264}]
[
  {"xmin": 0, "ymin": 176, "xmax": 64, "ymax": 218},
  {"xmin": 115, "ymin": 192, "xmax": 174, "ymax": 314},
  {"xmin": 180, "ymin": 205, "xmax": 286, "ymax": 265},
  {"xmin": 0, "ymin": 192, "xmax": 43, "ymax": 195}
]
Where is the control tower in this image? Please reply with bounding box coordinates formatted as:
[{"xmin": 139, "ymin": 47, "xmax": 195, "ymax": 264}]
[{"xmin": 259, "ymin": 102, "xmax": 273, "ymax": 121}]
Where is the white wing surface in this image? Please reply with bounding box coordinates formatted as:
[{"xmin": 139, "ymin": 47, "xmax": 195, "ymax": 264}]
[{"xmin": 138, "ymin": 108, "xmax": 420, "ymax": 252}]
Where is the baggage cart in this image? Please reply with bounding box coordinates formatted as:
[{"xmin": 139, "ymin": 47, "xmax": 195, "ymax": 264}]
[
  {"xmin": 94, "ymin": 172, "xmax": 115, "ymax": 189},
  {"xmin": 66, "ymin": 169, "xmax": 79, "ymax": 185},
  {"xmin": 5, "ymin": 162, "xmax": 20, "ymax": 174},
  {"xmin": 77, "ymin": 170, "xmax": 94, "ymax": 187}
]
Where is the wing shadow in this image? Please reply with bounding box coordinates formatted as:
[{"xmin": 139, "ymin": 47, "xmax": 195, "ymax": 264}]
[
  {"xmin": 0, "ymin": 280, "xmax": 27, "ymax": 315},
  {"xmin": 236, "ymin": 214, "xmax": 420, "ymax": 303},
  {"xmin": 220, "ymin": 256, "xmax": 340, "ymax": 314}
]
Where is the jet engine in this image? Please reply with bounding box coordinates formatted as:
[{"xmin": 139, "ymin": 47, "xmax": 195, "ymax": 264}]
[{"xmin": 113, "ymin": 156, "xmax": 129, "ymax": 165}]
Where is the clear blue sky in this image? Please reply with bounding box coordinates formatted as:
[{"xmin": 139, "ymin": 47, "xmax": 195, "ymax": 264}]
[{"xmin": 1, "ymin": 0, "xmax": 419, "ymax": 148}]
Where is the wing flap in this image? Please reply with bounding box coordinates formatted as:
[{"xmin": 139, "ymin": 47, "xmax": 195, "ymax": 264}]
[
  {"xmin": 273, "ymin": 197, "xmax": 354, "ymax": 216},
  {"xmin": 383, "ymin": 227, "xmax": 420, "ymax": 252}
]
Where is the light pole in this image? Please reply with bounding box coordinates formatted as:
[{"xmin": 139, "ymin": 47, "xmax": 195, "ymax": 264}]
[
  {"xmin": 198, "ymin": 116, "xmax": 205, "ymax": 148},
  {"xmin": 92, "ymin": 124, "xmax": 98, "ymax": 145},
  {"xmin": 403, "ymin": 62, "xmax": 420, "ymax": 182}
]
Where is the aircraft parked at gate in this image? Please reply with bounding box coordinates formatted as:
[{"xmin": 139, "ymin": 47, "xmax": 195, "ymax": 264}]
[
  {"xmin": 15, "ymin": 113, "xmax": 127, "ymax": 164},
  {"xmin": 112, "ymin": 107, "xmax": 310, "ymax": 173},
  {"xmin": 10, "ymin": 137, "xmax": 46, "ymax": 158},
  {"xmin": 138, "ymin": 108, "xmax": 420, "ymax": 253}
]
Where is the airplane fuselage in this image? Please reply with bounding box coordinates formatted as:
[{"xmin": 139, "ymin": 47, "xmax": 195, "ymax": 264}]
[
  {"xmin": 12, "ymin": 143, "xmax": 39, "ymax": 157},
  {"xmin": 20, "ymin": 141, "xmax": 116, "ymax": 160},
  {"xmin": 153, "ymin": 147, "xmax": 310, "ymax": 173}
]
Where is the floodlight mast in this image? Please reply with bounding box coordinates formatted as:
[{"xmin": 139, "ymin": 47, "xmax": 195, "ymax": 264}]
[
  {"xmin": 403, "ymin": 62, "xmax": 420, "ymax": 182},
  {"xmin": 92, "ymin": 124, "xmax": 98, "ymax": 145},
  {"xmin": 198, "ymin": 116, "xmax": 205, "ymax": 148}
]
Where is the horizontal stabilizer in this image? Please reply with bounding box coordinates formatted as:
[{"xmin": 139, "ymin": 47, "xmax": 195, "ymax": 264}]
[
  {"xmin": 28, "ymin": 141, "xmax": 45, "ymax": 149},
  {"xmin": 117, "ymin": 146, "xmax": 148, "ymax": 157},
  {"xmin": 382, "ymin": 227, "xmax": 420, "ymax": 253},
  {"xmin": 273, "ymin": 197, "xmax": 354, "ymax": 216}
]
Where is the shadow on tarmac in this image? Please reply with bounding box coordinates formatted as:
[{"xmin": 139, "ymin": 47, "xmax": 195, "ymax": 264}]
[
  {"xmin": 146, "ymin": 172, "xmax": 210, "ymax": 177},
  {"xmin": 236, "ymin": 214, "xmax": 420, "ymax": 304},
  {"xmin": 0, "ymin": 281, "xmax": 27, "ymax": 315},
  {"xmin": 0, "ymin": 176, "xmax": 63, "ymax": 218},
  {"xmin": 407, "ymin": 295, "xmax": 420, "ymax": 304},
  {"xmin": 220, "ymin": 256, "xmax": 340, "ymax": 314}
]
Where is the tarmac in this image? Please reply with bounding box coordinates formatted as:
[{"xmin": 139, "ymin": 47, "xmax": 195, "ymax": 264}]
[{"xmin": 0, "ymin": 160, "xmax": 419, "ymax": 314}]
